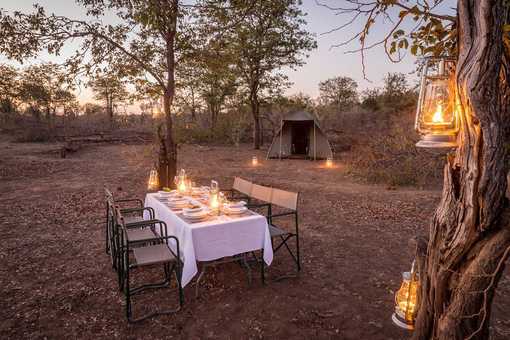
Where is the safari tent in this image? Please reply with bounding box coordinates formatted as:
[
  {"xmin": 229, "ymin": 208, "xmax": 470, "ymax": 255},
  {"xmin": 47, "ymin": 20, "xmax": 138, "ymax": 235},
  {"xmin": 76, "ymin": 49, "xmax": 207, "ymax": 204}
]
[{"xmin": 266, "ymin": 111, "xmax": 333, "ymax": 160}]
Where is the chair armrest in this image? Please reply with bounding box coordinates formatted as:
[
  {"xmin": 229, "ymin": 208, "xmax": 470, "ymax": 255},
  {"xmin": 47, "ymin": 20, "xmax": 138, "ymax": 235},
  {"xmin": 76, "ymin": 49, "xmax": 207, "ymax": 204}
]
[
  {"xmin": 120, "ymin": 206, "xmax": 154, "ymax": 219},
  {"xmin": 270, "ymin": 211, "xmax": 295, "ymax": 218},
  {"xmin": 123, "ymin": 218, "xmax": 160, "ymax": 228},
  {"xmin": 247, "ymin": 202, "xmax": 271, "ymax": 209}
]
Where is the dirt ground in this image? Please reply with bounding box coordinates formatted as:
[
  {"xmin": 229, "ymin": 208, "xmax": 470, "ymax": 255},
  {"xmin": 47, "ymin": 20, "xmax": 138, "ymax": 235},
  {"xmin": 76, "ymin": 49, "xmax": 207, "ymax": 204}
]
[{"xmin": 0, "ymin": 137, "xmax": 509, "ymax": 339}]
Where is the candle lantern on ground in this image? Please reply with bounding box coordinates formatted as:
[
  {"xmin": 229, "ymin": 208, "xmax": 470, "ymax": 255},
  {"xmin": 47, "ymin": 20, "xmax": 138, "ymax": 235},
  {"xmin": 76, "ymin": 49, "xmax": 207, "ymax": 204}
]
[
  {"xmin": 147, "ymin": 168, "xmax": 159, "ymax": 191},
  {"xmin": 392, "ymin": 261, "xmax": 420, "ymax": 330},
  {"xmin": 326, "ymin": 157, "xmax": 333, "ymax": 168},
  {"xmin": 252, "ymin": 156, "xmax": 258, "ymax": 166},
  {"xmin": 415, "ymin": 57, "xmax": 459, "ymax": 148}
]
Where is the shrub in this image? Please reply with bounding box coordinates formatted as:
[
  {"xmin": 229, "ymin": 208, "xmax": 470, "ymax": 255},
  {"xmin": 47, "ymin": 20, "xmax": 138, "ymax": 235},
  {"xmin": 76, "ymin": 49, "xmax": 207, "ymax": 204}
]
[
  {"xmin": 344, "ymin": 111, "xmax": 444, "ymax": 187},
  {"xmin": 16, "ymin": 126, "xmax": 53, "ymax": 142}
]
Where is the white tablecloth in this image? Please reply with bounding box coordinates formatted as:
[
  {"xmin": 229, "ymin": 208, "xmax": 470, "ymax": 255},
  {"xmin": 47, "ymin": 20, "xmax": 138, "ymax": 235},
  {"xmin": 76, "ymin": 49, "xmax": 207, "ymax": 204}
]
[{"xmin": 144, "ymin": 193, "xmax": 273, "ymax": 287}]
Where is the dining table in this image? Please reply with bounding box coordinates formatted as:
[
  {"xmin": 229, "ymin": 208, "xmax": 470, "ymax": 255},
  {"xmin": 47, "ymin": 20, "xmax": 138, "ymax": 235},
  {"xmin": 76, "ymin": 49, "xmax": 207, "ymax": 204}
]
[{"xmin": 144, "ymin": 191, "xmax": 273, "ymax": 287}]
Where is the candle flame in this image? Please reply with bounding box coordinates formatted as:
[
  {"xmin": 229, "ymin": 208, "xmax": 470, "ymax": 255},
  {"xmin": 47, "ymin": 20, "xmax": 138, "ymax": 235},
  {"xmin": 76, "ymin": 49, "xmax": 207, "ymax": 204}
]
[{"xmin": 432, "ymin": 104, "xmax": 444, "ymax": 123}]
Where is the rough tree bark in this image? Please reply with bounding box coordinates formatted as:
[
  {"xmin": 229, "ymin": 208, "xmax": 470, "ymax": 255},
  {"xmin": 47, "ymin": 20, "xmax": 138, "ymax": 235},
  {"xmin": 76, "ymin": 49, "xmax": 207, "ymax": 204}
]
[
  {"xmin": 413, "ymin": 1, "xmax": 510, "ymax": 339},
  {"xmin": 157, "ymin": 1, "xmax": 178, "ymax": 189}
]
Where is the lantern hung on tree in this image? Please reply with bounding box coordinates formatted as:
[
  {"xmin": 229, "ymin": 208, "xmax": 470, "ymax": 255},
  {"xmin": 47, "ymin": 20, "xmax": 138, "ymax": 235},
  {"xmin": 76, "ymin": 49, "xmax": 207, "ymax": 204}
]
[
  {"xmin": 415, "ymin": 57, "xmax": 459, "ymax": 148},
  {"xmin": 147, "ymin": 168, "xmax": 159, "ymax": 191},
  {"xmin": 392, "ymin": 261, "xmax": 420, "ymax": 330}
]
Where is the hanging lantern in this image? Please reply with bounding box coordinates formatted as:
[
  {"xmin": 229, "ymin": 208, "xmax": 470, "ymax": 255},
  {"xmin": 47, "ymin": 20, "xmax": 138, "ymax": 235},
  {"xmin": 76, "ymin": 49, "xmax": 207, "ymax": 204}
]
[
  {"xmin": 325, "ymin": 157, "xmax": 333, "ymax": 168},
  {"xmin": 252, "ymin": 156, "xmax": 258, "ymax": 166},
  {"xmin": 147, "ymin": 168, "xmax": 159, "ymax": 191},
  {"xmin": 415, "ymin": 57, "xmax": 459, "ymax": 148},
  {"xmin": 392, "ymin": 261, "xmax": 420, "ymax": 330}
]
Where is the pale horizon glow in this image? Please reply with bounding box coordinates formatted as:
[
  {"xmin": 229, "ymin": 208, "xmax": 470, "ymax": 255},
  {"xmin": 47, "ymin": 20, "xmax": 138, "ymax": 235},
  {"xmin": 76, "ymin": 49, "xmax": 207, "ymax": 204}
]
[{"xmin": 0, "ymin": 0, "xmax": 456, "ymax": 113}]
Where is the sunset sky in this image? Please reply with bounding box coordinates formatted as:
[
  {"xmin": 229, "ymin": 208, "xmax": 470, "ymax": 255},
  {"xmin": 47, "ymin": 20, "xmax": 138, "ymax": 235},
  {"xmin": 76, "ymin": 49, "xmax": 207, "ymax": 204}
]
[{"xmin": 0, "ymin": 0, "xmax": 456, "ymax": 110}]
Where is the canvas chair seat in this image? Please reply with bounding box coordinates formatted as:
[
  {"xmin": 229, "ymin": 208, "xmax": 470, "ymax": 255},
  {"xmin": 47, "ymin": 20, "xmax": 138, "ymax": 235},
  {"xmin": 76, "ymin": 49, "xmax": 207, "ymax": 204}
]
[
  {"xmin": 269, "ymin": 224, "xmax": 288, "ymax": 237},
  {"xmin": 124, "ymin": 215, "xmax": 145, "ymax": 225},
  {"xmin": 133, "ymin": 244, "xmax": 176, "ymax": 266},
  {"xmin": 126, "ymin": 228, "xmax": 156, "ymax": 243}
]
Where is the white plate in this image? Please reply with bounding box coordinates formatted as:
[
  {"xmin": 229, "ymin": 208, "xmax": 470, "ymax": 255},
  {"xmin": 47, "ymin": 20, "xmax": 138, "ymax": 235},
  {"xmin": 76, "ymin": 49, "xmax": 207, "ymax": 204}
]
[
  {"xmin": 183, "ymin": 207, "xmax": 203, "ymax": 214},
  {"xmin": 226, "ymin": 201, "xmax": 246, "ymax": 209},
  {"xmin": 167, "ymin": 202, "xmax": 188, "ymax": 208},
  {"xmin": 224, "ymin": 206, "xmax": 248, "ymax": 215},
  {"xmin": 182, "ymin": 211, "xmax": 209, "ymax": 219}
]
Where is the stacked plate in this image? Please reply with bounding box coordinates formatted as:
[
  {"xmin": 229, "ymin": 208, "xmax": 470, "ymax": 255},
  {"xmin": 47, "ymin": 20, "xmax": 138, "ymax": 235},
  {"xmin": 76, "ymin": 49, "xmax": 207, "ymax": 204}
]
[
  {"xmin": 191, "ymin": 187, "xmax": 208, "ymax": 197},
  {"xmin": 182, "ymin": 207, "xmax": 209, "ymax": 222},
  {"xmin": 223, "ymin": 201, "xmax": 248, "ymax": 215},
  {"xmin": 167, "ymin": 197, "xmax": 188, "ymax": 209}
]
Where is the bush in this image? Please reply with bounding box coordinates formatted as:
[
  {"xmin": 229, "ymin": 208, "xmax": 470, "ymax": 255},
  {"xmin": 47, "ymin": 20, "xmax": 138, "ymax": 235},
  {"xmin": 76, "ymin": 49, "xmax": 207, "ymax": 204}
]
[
  {"xmin": 344, "ymin": 111, "xmax": 444, "ymax": 187},
  {"xmin": 16, "ymin": 126, "xmax": 53, "ymax": 142}
]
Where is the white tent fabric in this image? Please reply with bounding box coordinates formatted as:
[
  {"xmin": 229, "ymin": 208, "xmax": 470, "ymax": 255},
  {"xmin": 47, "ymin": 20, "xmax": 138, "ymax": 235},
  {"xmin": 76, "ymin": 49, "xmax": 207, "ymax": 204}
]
[{"xmin": 266, "ymin": 111, "xmax": 333, "ymax": 160}]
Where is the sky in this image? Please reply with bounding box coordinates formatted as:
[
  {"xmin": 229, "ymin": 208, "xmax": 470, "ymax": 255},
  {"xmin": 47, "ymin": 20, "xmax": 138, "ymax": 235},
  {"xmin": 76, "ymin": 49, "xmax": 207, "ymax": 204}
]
[{"xmin": 0, "ymin": 0, "xmax": 457, "ymax": 109}]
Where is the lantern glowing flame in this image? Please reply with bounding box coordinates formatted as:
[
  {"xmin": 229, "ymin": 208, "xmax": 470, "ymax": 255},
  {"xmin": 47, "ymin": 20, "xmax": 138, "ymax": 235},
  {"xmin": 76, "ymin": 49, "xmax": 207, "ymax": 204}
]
[
  {"xmin": 209, "ymin": 193, "xmax": 219, "ymax": 210},
  {"xmin": 392, "ymin": 262, "xmax": 420, "ymax": 330},
  {"xmin": 177, "ymin": 168, "xmax": 189, "ymax": 194},
  {"xmin": 326, "ymin": 157, "xmax": 333, "ymax": 168},
  {"xmin": 415, "ymin": 57, "xmax": 458, "ymax": 148},
  {"xmin": 252, "ymin": 156, "xmax": 258, "ymax": 166},
  {"xmin": 209, "ymin": 180, "xmax": 221, "ymax": 214},
  {"xmin": 178, "ymin": 180, "xmax": 187, "ymax": 193},
  {"xmin": 432, "ymin": 104, "xmax": 444, "ymax": 124}
]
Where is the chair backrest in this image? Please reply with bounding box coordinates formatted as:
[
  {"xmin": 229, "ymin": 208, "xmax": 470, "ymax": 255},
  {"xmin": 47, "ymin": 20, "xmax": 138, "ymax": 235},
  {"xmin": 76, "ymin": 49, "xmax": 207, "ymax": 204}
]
[
  {"xmin": 271, "ymin": 188, "xmax": 298, "ymax": 211},
  {"xmin": 233, "ymin": 177, "xmax": 253, "ymax": 196},
  {"xmin": 251, "ymin": 184, "xmax": 272, "ymax": 202}
]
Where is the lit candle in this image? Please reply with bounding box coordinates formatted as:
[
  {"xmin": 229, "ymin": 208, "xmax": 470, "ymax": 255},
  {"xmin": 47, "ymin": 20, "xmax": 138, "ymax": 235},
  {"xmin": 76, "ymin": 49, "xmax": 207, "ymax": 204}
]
[
  {"xmin": 326, "ymin": 157, "xmax": 333, "ymax": 168},
  {"xmin": 252, "ymin": 156, "xmax": 258, "ymax": 166},
  {"xmin": 178, "ymin": 179, "xmax": 186, "ymax": 193},
  {"xmin": 432, "ymin": 104, "xmax": 444, "ymax": 123}
]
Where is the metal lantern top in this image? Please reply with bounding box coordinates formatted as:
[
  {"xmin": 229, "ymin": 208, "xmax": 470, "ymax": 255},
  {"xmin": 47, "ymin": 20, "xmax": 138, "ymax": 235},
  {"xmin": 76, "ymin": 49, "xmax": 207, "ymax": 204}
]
[{"xmin": 415, "ymin": 56, "xmax": 459, "ymax": 149}]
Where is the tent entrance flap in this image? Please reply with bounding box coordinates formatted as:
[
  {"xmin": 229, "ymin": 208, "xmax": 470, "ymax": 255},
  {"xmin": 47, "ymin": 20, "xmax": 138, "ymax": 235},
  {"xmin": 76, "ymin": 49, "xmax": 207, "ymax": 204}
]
[
  {"xmin": 266, "ymin": 111, "xmax": 333, "ymax": 160},
  {"xmin": 291, "ymin": 122, "xmax": 310, "ymax": 155}
]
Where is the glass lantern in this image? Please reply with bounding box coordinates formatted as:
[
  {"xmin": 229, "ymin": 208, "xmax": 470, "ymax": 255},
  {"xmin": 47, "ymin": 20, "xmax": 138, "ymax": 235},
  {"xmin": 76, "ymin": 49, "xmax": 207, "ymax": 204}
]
[
  {"xmin": 326, "ymin": 157, "xmax": 333, "ymax": 168},
  {"xmin": 177, "ymin": 168, "xmax": 187, "ymax": 193},
  {"xmin": 147, "ymin": 168, "xmax": 159, "ymax": 191},
  {"xmin": 209, "ymin": 180, "xmax": 220, "ymax": 214},
  {"xmin": 415, "ymin": 57, "xmax": 459, "ymax": 148},
  {"xmin": 252, "ymin": 156, "xmax": 258, "ymax": 166},
  {"xmin": 392, "ymin": 261, "xmax": 420, "ymax": 330}
]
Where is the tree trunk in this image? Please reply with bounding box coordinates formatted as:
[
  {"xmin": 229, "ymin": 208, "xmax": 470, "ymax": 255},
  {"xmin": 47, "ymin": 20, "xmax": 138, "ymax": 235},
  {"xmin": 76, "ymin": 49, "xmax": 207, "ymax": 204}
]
[
  {"xmin": 250, "ymin": 94, "xmax": 261, "ymax": 149},
  {"xmin": 413, "ymin": 1, "xmax": 510, "ymax": 339},
  {"xmin": 107, "ymin": 91, "xmax": 114, "ymax": 130},
  {"xmin": 157, "ymin": 2, "xmax": 178, "ymax": 190}
]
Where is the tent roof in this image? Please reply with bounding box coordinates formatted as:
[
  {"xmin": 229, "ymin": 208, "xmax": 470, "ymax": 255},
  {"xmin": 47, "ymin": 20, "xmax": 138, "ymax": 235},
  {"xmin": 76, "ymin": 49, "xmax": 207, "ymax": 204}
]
[{"xmin": 282, "ymin": 111, "xmax": 317, "ymax": 122}]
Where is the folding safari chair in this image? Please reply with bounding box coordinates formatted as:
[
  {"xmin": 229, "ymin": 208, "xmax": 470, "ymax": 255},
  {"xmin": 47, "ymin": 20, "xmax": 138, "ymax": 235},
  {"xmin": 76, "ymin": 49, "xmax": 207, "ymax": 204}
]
[
  {"xmin": 265, "ymin": 188, "xmax": 301, "ymax": 279},
  {"xmin": 117, "ymin": 209, "xmax": 183, "ymax": 323},
  {"xmin": 224, "ymin": 177, "xmax": 253, "ymax": 203},
  {"xmin": 247, "ymin": 183, "xmax": 272, "ymax": 217},
  {"xmin": 104, "ymin": 188, "xmax": 155, "ymax": 272}
]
